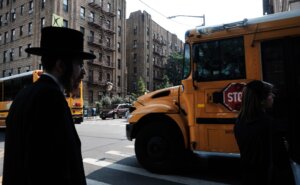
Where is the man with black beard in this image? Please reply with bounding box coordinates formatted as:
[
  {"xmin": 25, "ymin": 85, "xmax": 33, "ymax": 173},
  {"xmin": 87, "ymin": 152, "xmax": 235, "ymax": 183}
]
[{"xmin": 3, "ymin": 27, "xmax": 96, "ymax": 185}]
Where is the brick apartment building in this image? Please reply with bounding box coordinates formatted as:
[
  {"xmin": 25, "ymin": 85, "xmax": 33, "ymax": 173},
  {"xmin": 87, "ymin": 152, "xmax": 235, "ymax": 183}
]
[
  {"xmin": 0, "ymin": 0, "xmax": 127, "ymax": 107},
  {"xmin": 263, "ymin": 0, "xmax": 300, "ymax": 14},
  {"xmin": 126, "ymin": 10, "xmax": 183, "ymax": 93}
]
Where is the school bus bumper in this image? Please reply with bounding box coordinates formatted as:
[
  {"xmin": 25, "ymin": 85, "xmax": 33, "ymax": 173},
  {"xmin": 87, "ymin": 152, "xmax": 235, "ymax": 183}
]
[{"xmin": 126, "ymin": 123, "xmax": 135, "ymax": 141}]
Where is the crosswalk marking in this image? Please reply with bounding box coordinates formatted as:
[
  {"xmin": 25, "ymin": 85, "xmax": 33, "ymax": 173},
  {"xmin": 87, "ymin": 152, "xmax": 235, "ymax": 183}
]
[
  {"xmin": 105, "ymin": 150, "xmax": 134, "ymax": 157},
  {"xmin": 83, "ymin": 158, "xmax": 225, "ymax": 185},
  {"xmin": 86, "ymin": 178, "xmax": 111, "ymax": 185},
  {"xmin": 0, "ymin": 176, "xmax": 108, "ymax": 185},
  {"xmin": 125, "ymin": 145, "xmax": 134, "ymax": 149}
]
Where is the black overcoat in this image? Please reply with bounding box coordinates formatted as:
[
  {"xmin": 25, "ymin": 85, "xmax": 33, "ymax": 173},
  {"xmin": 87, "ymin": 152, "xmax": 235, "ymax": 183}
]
[
  {"xmin": 3, "ymin": 75, "xmax": 86, "ymax": 185},
  {"xmin": 234, "ymin": 113, "xmax": 294, "ymax": 185}
]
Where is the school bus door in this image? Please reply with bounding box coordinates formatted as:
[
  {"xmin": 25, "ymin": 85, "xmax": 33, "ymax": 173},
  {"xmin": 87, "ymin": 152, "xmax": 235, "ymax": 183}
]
[{"xmin": 261, "ymin": 36, "xmax": 300, "ymax": 163}]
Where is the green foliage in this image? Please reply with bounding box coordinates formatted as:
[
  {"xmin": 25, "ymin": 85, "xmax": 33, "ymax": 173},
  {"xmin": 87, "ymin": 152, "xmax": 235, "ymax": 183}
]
[
  {"xmin": 136, "ymin": 76, "xmax": 146, "ymax": 97},
  {"xmin": 99, "ymin": 96, "xmax": 111, "ymax": 108},
  {"xmin": 157, "ymin": 75, "xmax": 172, "ymax": 89},
  {"xmin": 111, "ymin": 96, "xmax": 123, "ymax": 105},
  {"xmin": 166, "ymin": 52, "xmax": 184, "ymax": 86}
]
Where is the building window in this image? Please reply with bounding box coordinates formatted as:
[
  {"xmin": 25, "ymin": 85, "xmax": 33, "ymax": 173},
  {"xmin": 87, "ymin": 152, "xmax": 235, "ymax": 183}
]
[
  {"xmin": 147, "ymin": 55, "xmax": 149, "ymax": 63},
  {"xmin": 99, "ymin": 52, "xmax": 102, "ymax": 61},
  {"xmin": 29, "ymin": 1, "xmax": 33, "ymax": 14},
  {"xmin": 80, "ymin": 7, "xmax": 85, "ymax": 19},
  {"xmin": 99, "ymin": 34, "xmax": 103, "ymax": 43},
  {"xmin": 4, "ymin": 32, "xmax": 8, "ymax": 44},
  {"xmin": 10, "ymin": 29, "xmax": 15, "ymax": 42},
  {"xmin": 106, "ymin": 37, "xmax": 111, "ymax": 47},
  {"xmin": 18, "ymin": 67, "xmax": 21, "ymax": 74},
  {"xmin": 118, "ymin": 59, "xmax": 121, "ymax": 69},
  {"xmin": 118, "ymin": 26, "xmax": 121, "ymax": 36},
  {"xmin": 0, "ymin": 15, "xmax": 2, "ymax": 26},
  {"xmin": 8, "ymin": 69, "xmax": 13, "ymax": 76},
  {"xmin": 117, "ymin": 42, "xmax": 121, "ymax": 52},
  {"xmin": 9, "ymin": 49, "xmax": 14, "ymax": 61},
  {"xmin": 107, "ymin": 3, "xmax": 111, "ymax": 12},
  {"xmin": 147, "ymin": 27, "xmax": 149, "ymax": 35},
  {"xmin": 63, "ymin": 0, "xmax": 68, "ymax": 12},
  {"xmin": 4, "ymin": 12, "xmax": 8, "ymax": 23},
  {"xmin": 89, "ymin": 11, "xmax": 94, "ymax": 22},
  {"xmin": 88, "ymin": 70, "xmax": 93, "ymax": 82},
  {"xmin": 117, "ymin": 76, "xmax": 121, "ymax": 87},
  {"xmin": 3, "ymin": 51, "xmax": 7, "ymax": 63},
  {"xmin": 134, "ymin": 26, "xmax": 137, "ymax": 35},
  {"xmin": 20, "ymin": 26, "xmax": 23, "ymax": 36},
  {"xmin": 106, "ymin": 20, "xmax": 111, "ymax": 29},
  {"xmin": 98, "ymin": 71, "xmax": 102, "ymax": 81},
  {"xmin": 133, "ymin": 40, "xmax": 137, "ymax": 48},
  {"xmin": 28, "ymin": 22, "xmax": 33, "ymax": 35},
  {"xmin": 41, "ymin": 17, "xmax": 45, "ymax": 28},
  {"xmin": 117, "ymin": 9, "xmax": 121, "ymax": 19},
  {"xmin": 19, "ymin": 46, "xmax": 22, "ymax": 57},
  {"xmin": 26, "ymin": 66, "xmax": 31, "ymax": 72},
  {"xmin": 80, "ymin": 26, "xmax": 85, "ymax": 34},
  {"xmin": 106, "ymin": 73, "xmax": 110, "ymax": 81},
  {"xmin": 11, "ymin": 9, "xmax": 16, "ymax": 21},
  {"xmin": 0, "ymin": 34, "xmax": 2, "ymax": 44},
  {"xmin": 63, "ymin": 19, "xmax": 68, "ymax": 27},
  {"xmin": 41, "ymin": 0, "xmax": 46, "ymax": 9},
  {"xmin": 27, "ymin": 44, "xmax": 31, "ymax": 57},
  {"xmin": 134, "ymin": 67, "xmax": 137, "ymax": 74},
  {"xmin": 106, "ymin": 55, "xmax": 110, "ymax": 66},
  {"xmin": 147, "ymin": 68, "xmax": 149, "ymax": 76},
  {"xmin": 20, "ymin": 4, "xmax": 24, "ymax": 15}
]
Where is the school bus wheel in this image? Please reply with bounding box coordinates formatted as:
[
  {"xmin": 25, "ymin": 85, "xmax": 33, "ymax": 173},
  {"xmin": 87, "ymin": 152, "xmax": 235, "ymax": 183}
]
[{"xmin": 134, "ymin": 121, "xmax": 184, "ymax": 173}]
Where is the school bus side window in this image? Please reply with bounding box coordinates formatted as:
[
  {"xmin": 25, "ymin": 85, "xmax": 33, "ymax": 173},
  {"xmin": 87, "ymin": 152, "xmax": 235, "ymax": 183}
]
[{"xmin": 194, "ymin": 37, "xmax": 246, "ymax": 81}]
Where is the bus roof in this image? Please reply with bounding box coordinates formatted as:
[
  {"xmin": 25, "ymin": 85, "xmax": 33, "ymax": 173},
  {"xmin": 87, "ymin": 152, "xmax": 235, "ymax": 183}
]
[
  {"xmin": 0, "ymin": 71, "xmax": 36, "ymax": 82},
  {"xmin": 186, "ymin": 9, "xmax": 300, "ymax": 38}
]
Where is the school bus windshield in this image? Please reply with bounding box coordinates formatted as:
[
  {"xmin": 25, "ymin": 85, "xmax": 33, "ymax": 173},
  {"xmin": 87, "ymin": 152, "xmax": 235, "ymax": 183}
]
[{"xmin": 193, "ymin": 36, "xmax": 246, "ymax": 81}]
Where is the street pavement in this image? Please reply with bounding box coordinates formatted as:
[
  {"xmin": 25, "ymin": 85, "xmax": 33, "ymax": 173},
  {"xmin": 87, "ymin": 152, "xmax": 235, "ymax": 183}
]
[{"xmin": 0, "ymin": 117, "xmax": 242, "ymax": 185}]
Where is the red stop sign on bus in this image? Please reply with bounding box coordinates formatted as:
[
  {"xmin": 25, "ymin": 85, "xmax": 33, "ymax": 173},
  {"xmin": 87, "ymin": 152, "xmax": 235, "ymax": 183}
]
[{"xmin": 222, "ymin": 83, "xmax": 246, "ymax": 111}]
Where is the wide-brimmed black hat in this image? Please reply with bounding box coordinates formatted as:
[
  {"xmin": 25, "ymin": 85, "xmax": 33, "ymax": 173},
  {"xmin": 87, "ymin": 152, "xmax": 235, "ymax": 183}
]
[{"xmin": 25, "ymin": 26, "xmax": 96, "ymax": 60}]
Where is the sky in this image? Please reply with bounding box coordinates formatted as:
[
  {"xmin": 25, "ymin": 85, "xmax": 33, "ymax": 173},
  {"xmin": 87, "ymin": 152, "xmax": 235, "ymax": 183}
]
[{"xmin": 126, "ymin": 0, "xmax": 264, "ymax": 41}]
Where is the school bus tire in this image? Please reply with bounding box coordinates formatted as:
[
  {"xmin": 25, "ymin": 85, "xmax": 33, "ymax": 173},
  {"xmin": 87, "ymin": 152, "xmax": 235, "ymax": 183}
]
[{"xmin": 134, "ymin": 122, "xmax": 185, "ymax": 173}]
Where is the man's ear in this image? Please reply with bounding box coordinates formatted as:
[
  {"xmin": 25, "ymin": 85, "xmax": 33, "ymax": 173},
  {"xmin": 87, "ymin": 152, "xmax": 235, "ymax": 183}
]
[{"xmin": 55, "ymin": 59, "xmax": 65, "ymax": 75}]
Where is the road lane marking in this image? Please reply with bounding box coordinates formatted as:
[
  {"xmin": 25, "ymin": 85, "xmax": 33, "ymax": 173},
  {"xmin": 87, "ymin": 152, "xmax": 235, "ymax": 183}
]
[
  {"xmin": 105, "ymin": 150, "xmax": 134, "ymax": 157},
  {"xmin": 0, "ymin": 151, "xmax": 4, "ymax": 158},
  {"xmin": 83, "ymin": 158, "xmax": 225, "ymax": 185},
  {"xmin": 0, "ymin": 176, "xmax": 108, "ymax": 185},
  {"xmin": 125, "ymin": 145, "xmax": 134, "ymax": 149},
  {"xmin": 87, "ymin": 178, "xmax": 111, "ymax": 185}
]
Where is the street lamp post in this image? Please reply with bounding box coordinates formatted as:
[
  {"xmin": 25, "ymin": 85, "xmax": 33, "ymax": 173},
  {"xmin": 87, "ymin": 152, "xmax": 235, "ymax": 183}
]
[{"xmin": 167, "ymin": 14, "xmax": 205, "ymax": 27}]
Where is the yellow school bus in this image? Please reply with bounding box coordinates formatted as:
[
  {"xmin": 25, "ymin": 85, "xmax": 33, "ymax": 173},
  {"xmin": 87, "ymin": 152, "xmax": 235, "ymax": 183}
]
[
  {"xmin": 0, "ymin": 70, "xmax": 84, "ymax": 127},
  {"xmin": 126, "ymin": 10, "xmax": 300, "ymax": 173}
]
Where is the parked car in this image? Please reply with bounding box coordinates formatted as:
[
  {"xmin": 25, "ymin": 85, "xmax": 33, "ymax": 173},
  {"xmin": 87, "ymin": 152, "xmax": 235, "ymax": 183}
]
[{"xmin": 99, "ymin": 103, "xmax": 131, "ymax": 120}]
